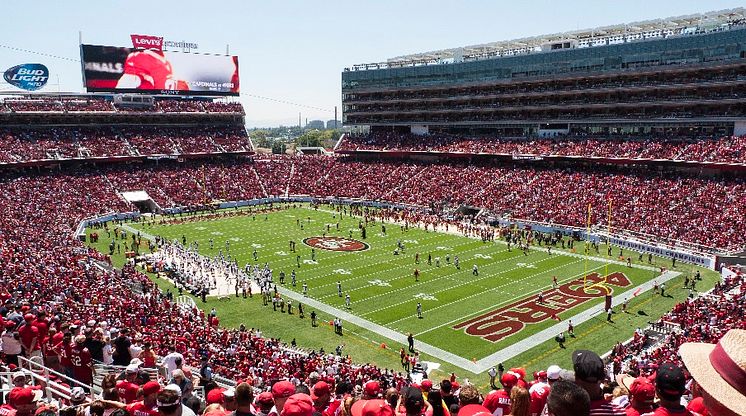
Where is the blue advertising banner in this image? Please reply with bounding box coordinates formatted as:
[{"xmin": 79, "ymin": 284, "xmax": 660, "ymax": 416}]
[{"xmin": 3, "ymin": 63, "xmax": 49, "ymax": 91}]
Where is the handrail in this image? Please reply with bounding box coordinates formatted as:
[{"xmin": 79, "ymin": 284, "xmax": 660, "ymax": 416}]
[{"xmin": 17, "ymin": 355, "xmax": 96, "ymax": 401}]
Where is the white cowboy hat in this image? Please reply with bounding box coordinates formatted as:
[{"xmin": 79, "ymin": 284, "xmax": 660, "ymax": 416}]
[{"xmin": 679, "ymin": 329, "xmax": 746, "ymax": 416}]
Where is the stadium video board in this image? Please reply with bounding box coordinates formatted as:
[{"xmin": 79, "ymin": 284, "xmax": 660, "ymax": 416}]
[{"xmin": 80, "ymin": 44, "xmax": 239, "ymax": 96}]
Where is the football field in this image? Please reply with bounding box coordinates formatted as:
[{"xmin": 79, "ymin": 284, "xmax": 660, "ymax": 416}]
[{"xmin": 119, "ymin": 204, "xmax": 669, "ymax": 368}]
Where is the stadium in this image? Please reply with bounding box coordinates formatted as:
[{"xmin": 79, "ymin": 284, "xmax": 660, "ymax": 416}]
[{"xmin": 0, "ymin": 5, "xmax": 745, "ymax": 416}]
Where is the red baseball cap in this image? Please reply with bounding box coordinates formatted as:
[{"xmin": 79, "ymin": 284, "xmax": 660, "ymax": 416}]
[
  {"xmin": 8, "ymin": 387, "xmax": 36, "ymax": 407},
  {"xmin": 206, "ymin": 388, "xmax": 225, "ymax": 404},
  {"xmin": 501, "ymin": 373, "xmax": 518, "ymax": 388},
  {"xmin": 256, "ymin": 392, "xmax": 275, "ymax": 406},
  {"xmin": 24, "ymin": 314, "xmax": 34, "ymax": 322},
  {"xmin": 364, "ymin": 381, "xmax": 381, "ymax": 397},
  {"xmin": 310, "ymin": 381, "xmax": 330, "ymax": 401},
  {"xmin": 272, "ymin": 380, "xmax": 296, "ymax": 399},
  {"xmin": 351, "ymin": 399, "xmax": 393, "ymax": 416},
  {"xmin": 280, "ymin": 393, "xmax": 314, "ymax": 416},
  {"xmin": 420, "ymin": 380, "xmax": 433, "ymax": 391},
  {"xmin": 457, "ymin": 404, "xmax": 492, "ymax": 416},
  {"xmin": 142, "ymin": 381, "xmax": 161, "ymax": 396},
  {"xmin": 451, "ymin": 381, "xmax": 460, "ymax": 390},
  {"xmin": 629, "ymin": 378, "xmax": 656, "ymax": 403},
  {"xmin": 686, "ymin": 397, "xmax": 708, "ymax": 416}
]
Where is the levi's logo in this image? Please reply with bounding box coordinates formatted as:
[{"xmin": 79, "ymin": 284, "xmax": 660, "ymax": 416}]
[{"xmin": 130, "ymin": 34, "xmax": 163, "ymax": 50}]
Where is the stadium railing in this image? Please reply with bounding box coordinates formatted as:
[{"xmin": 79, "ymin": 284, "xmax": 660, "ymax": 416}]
[{"xmin": 15, "ymin": 355, "xmax": 96, "ymax": 401}]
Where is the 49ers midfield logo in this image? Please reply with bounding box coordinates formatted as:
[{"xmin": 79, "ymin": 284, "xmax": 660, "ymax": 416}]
[
  {"xmin": 454, "ymin": 272, "xmax": 631, "ymax": 343},
  {"xmin": 303, "ymin": 236, "xmax": 370, "ymax": 252}
]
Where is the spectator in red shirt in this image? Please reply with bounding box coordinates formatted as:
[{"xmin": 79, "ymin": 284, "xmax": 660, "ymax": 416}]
[
  {"xmin": 4, "ymin": 387, "xmax": 41, "ymax": 416},
  {"xmin": 70, "ymin": 334, "xmax": 95, "ymax": 387},
  {"xmin": 18, "ymin": 315, "xmax": 40, "ymax": 358},
  {"xmin": 484, "ymin": 372, "xmax": 519, "ymax": 416},
  {"xmin": 127, "ymin": 381, "xmax": 161, "ymax": 416},
  {"xmin": 117, "ymin": 365, "xmax": 142, "ymax": 404},
  {"xmin": 652, "ymin": 363, "xmax": 696, "ymax": 416},
  {"xmin": 311, "ymin": 381, "xmax": 340, "ymax": 416},
  {"xmin": 53, "ymin": 332, "xmax": 74, "ymax": 379},
  {"xmin": 616, "ymin": 376, "xmax": 655, "ymax": 416}
]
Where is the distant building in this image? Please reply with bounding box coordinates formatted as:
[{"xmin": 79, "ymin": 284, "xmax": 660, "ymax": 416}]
[
  {"xmin": 306, "ymin": 120, "xmax": 324, "ymax": 130},
  {"xmin": 326, "ymin": 119, "xmax": 341, "ymax": 129}
]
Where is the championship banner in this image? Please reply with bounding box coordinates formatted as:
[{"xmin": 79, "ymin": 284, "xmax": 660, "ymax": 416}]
[
  {"xmin": 3, "ymin": 63, "xmax": 49, "ymax": 91},
  {"xmin": 130, "ymin": 34, "xmax": 163, "ymax": 51}
]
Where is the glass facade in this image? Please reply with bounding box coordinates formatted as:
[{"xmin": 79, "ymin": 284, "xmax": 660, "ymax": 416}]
[{"xmin": 342, "ymin": 28, "xmax": 746, "ymax": 91}]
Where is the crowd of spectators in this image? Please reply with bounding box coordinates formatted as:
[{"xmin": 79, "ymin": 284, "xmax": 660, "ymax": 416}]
[
  {"xmin": 8, "ymin": 154, "xmax": 732, "ymax": 251},
  {"xmin": 1, "ymin": 151, "xmax": 742, "ymax": 250},
  {"xmin": 0, "ymin": 98, "xmax": 244, "ymax": 115},
  {"xmin": 0, "ymin": 126, "xmax": 252, "ymax": 164},
  {"xmin": 0, "ymin": 160, "xmax": 744, "ymax": 416},
  {"xmin": 281, "ymin": 157, "xmax": 746, "ymax": 252},
  {"xmin": 609, "ymin": 273, "xmax": 745, "ymax": 376},
  {"xmin": 338, "ymin": 133, "xmax": 746, "ymax": 164}
]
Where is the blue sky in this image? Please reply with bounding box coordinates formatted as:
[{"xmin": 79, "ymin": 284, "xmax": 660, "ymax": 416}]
[{"xmin": 0, "ymin": 0, "xmax": 743, "ymax": 127}]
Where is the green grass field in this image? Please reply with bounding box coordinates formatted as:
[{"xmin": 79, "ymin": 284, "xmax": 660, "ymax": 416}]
[{"xmin": 86, "ymin": 204, "xmax": 719, "ymax": 389}]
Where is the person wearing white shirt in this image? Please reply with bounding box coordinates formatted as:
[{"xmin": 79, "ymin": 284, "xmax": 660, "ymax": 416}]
[{"xmin": 162, "ymin": 349, "xmax": 185, "ymax": 378}]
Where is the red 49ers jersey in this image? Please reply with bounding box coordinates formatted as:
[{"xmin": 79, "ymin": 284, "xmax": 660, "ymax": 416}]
[
  {"xmin": 483, "ymin": 389, "xmax": 511, "ymax": 416},
  {"xmin": 528, "ymin": 382, "xmax": 550, "ymax": 416}
]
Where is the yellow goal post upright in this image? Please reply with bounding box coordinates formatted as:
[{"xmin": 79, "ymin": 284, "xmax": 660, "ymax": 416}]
[{"xmin": 583, "ymin": 200, "xmax": 612, "ymax": 296}]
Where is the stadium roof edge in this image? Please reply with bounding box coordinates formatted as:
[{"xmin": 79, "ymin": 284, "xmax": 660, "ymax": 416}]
[{"xmin": 345, "ymin": 8, "xmax": 745, "ymax": 71}]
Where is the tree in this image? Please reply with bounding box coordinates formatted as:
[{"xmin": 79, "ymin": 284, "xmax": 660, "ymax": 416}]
[
  {"xmin": 249, "ymin": 130, "xmax": 271, "ymax": 148},
  {"xmin": 271, "ymin": 141, "xmax": 287, "ymax": 154},
  {"xmin": 295, "ymin": 130, "xmax": 324, "ymax": 147},
  {"xmin": 295, "ymin": 129, "xmax": 341, "ymax": 148}
]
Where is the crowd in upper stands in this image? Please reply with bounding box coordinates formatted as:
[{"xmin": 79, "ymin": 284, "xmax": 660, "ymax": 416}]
[
  {"xmin": 337, "ymin": 133, "xmax": 746, "ymax": 164},
  {"xmin": 0, "ymin": 98, "xmax": 245, "ymax": 114},
  {"xmin": 0, "ymin": 126, "xmax": 252, "ymax": 163}
]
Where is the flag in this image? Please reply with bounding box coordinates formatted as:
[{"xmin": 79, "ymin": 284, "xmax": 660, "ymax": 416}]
[{"xmin": 633, "ymin": 287, "xmax": 642, "ymax": 297}]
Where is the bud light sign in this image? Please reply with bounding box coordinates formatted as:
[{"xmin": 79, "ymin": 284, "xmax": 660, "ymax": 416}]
[{"xmin": 4, "ymin": 64, "xmax": 49, "ymax": 91}]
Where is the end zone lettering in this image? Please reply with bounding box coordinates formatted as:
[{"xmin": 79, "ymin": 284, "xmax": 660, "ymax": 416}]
[{"xmin": 453, "ymin": 272, "xmax": 631, "ymax": 343}]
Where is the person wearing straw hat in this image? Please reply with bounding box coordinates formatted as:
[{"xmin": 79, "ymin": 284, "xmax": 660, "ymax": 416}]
[{"xmin": 679, "ymin": 329, "xmax": 746, "ymax": 416}]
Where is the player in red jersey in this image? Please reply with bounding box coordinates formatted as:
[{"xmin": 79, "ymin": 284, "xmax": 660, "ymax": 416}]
[
  {"xmin": 70, "ymin": 335, "xmax": 94, "ymax": 386},
  {"xmin": 116, "ymin": 49, "xmax": 183, "ymax": 91}
]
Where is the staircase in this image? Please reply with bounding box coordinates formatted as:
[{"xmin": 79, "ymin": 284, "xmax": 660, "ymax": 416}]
[
  {"xmin": 382, "ymin": 164, "xmax": 430, "ymax": 200},
  {"xmin": 252, "ymin": 165, "xmax": 269, "ymax": 197},
  {"xmin": 285, "ymin": 161, "xmax": 296, "ymax": 197}
]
